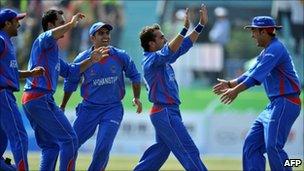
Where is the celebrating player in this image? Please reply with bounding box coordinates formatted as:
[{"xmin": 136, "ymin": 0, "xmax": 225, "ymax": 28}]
[
  {"xmin": 213, "ymin": 16, "xmax": 301, "ymax": 170},
  {"xmin": 21, "ymin": 10, "xmax": 108, "ymax": 171},
  {"xmin": 60, "ymin": 21, "xmax": 141, "ymax": 171},
  {"xmin": 134, "ymin": 4, "xmax": 208, "ymax": 171},
  {"xmin": 0, "ymin": 8, "xmax": 45, "ymax": 171}
]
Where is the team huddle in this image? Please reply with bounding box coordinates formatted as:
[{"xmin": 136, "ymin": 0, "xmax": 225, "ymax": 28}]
[{"xmin": 0, "ymin": 4, "xmax": 301, "ymax": 171}]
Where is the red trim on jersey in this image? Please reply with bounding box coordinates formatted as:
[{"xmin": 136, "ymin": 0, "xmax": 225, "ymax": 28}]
[
  {"xmin": 18, "ymin": 159, "xmax": 26, "ymax": 171},
  {"xmin": 44, "ymin": 67, "xmax": 52, "ymax": 91},
  {"xmin": 150, "ymin": 105, "xmax": 163, "ymax": 115},
  {"xmin": 21, "ymin": 92, "xmax": 44, "ymax": 104},
  {"xmin": 32, "ymin": 47, "xmax": 54, "ymax": 90},
  {"xmin": 32, "ymin": 49, "xmax": 46, "ymax": 88},
  {"xmin": 67, "ymin": 158, "xmax": 74, "ymax": 171},
  {"xmin": 151, "ymin": 81, "xmax": 158, "ymax": 104},
  {"xmin": 157, "ymin": 73, "xmax": 174, "ymax": 104},
  {"xmin": 286, "ymin": 96, "xmax": 301, "ymax": 105},
  {"xmin": 278, "ymin": 68, "xmax": 285, "ymax": 95},
  {"xmin": 278, "ymin": 67, "xmax": 300, "ymax": 93}
]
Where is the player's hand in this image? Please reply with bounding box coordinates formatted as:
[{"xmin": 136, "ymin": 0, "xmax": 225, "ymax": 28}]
[
  {"xmin": 199, "ymin": 3, "xmax": 208, "ymax": 25},
  {"xmin": 220, "ymin": 88, "xmax": 238, "ymax": 104},
  {"xmin": 71, "ymin": 13, "xmax": 85, "ymax": 27},
  {"xmin": 213, "ymin": 78, "xmax": 229, "ymax": 95},
  {"xmin": 132, "ymin": 98, "xmax": 142, "ymax": 114},
  {"xmin": 183, "ymin": 8, "xmax": 190, "ymax": 29},
  {"xmin": 90, "ymin": 47, "xmax": 109, "ymax": 63},
  {"xmin": 30, "ymin": 66, "xmax": 45, "ymax": 77}
]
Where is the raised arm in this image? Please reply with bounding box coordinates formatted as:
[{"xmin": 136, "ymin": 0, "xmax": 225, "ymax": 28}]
[
  {"xmin": 79, "ymin": 47, "xmax": 109, "ymax": 73},
  {"xmin": 51, "ymin": 13, "xmax": 85, "ymax": 40},
  {"xmin": 168, "ymin": 8, "xmax": 190, "ymax": 52},
  {"xmin": 188, "ymin": 4, "xmax": 208, "ymax": 43}
]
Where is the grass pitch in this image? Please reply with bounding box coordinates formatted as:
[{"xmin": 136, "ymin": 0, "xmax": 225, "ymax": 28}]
[
  {"xmin": 15, "ymin": 83, "xmax": 270, "ymax": 112},
  {"xmin": 4, "ymin": 152, "xmax": 303, "ymax": 170},
  {"xmin": 6, "ymin": 152, "xmax": 243, "ymax": 170}
]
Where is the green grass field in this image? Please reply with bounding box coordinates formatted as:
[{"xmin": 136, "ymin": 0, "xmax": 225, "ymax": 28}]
[
  {"xmin": 15, "ymin": 83, "xmax": 270, "ymax": 113},
  {"xmin": 4, "ymin": 152, "xmax": 304, "ymax": 170}
]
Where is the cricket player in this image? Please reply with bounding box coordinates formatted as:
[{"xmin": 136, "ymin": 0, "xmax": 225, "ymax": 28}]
[
  {"xmin": 21, "ymin": 10, "xmax": 109, "ymax": 171},
  {"xmin": 134, "ymin": 5, "xmax": 208, "ymax": 171},
  {"xmin": 60, "ymin": 21, "xmax": 142, "ymax": 171},
  {"xmin": 213, "ymin": 16, "xmax": 301, "ymax": 171},
  {"xmin": 0, "ymin": 8, "xmax": 45, "ymax": 171}
]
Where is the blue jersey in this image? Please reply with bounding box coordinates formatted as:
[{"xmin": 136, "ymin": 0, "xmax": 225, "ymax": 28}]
[
  {"xmin": 0, "ymin": 30, "xmax": 19, "ymax": 91},
  {"xmin": 64, "ymin": 46, "xmax": 141, "ymax": 104},
  {"xmin": 243, "ymin": 38, "xmax": 300, "ymax": 99},
  {"xmin": 24, "ymin": 30, "xmax": 80, "ymax": 94},
  {"xmin": 142, "ymin": 37, "xmax": 193, "ymax": 105}
]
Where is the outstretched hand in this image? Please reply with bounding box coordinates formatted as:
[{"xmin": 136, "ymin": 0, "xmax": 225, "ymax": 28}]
[
  {"xmin": 220, "ymin": 88, "xmax": 238, "ymax": 105},
  {"xmin": 199, "ymin": 4, "xmax": 208, "ymax": 25},
  {"xmin": 90, "ymin": 47, "xmax": 110, "ymax": 63},
  {"xmin": 183, "ymin": 8, "xmax": 190, "ymax": 29},
  {"xmin": 30, "ymin": 66, "xmax": 45, "ymax": 77},
  {"xmin": 213, "ymin": 78, "xmax": 229, "ymax": 95},
  {"xmin": 71, "ymin": 13, "xmax": 85, "ymax": 27}
]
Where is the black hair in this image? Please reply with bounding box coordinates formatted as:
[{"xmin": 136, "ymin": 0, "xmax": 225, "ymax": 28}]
[
  {"xmin": 139, "ymin": 24, "xmax": 161, "ymax": 52},
  {"xmin": 258, "ymin": 28, "xmax": 276, "ymax": 37},
  {"xmin": 42, "ymin": 9, "xmax": 64, "ymax": 31},
  {"xmin": 0, "ymin": 18, "xmax": 13, "ymax": 29}
]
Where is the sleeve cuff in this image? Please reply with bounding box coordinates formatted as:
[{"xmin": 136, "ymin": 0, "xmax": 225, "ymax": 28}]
[
  {"xmin": 242, "ymin": 77, "xmax": 259, "ymax": 88},
  {"xmin": 236, "ymin": 75, "xmax": 247, "ymax": 84}
]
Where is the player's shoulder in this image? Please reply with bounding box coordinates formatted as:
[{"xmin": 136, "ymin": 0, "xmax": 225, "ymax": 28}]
[
  {"xmin": 110, "ymin": 46, "xmax": 127, "ymax": 55},
  {"xmin": 74, "ymin": 49, "xmax": 91, "ymax": 63},
  {"xmin": 110, "ymin": 46, "xmax": 131, "ymax": 60},
  {"xmin": 269, "ymin": 38, "xmax": 285, "ymax": 49},
  {"xmin": 36, "ymin": 30, "xmax": 56, "ymax": 45},
  {"xmin": 38, "ymin": 30, "xmax": 52, "ymax": 39}
]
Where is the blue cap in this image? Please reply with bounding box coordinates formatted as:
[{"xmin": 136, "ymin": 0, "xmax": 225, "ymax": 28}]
[
  {"xmin": 89, "ymin": 22, "xmax": 113, "ymax": 36},
  {"xmin": 0, "ymin": 9, "xmax": 26, "ymax": 24},
  {"xmin": 244, "ymin": 16, "xmax": 282, "ymax": 29}
]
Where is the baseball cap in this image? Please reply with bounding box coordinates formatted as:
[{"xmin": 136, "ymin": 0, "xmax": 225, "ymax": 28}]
[
  {"xmin": 0, "ymin": 9, "xmax": 26, "ymax": 24},
  {"xmin": 89, "ymin": 22, "xmax": 113, "ymax": 36},
  {"xmin": 244, "ymin": 16, "xmax": 282, "ymax": 29}
]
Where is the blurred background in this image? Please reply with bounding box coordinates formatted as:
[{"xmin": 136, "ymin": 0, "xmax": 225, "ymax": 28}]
[{"xmin": 1, "ymin": 0, "xmax": 303, "ymax": 170}]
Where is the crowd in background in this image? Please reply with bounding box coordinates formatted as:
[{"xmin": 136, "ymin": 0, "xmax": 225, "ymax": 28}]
[
  {"xmin": 0, "ymin": 0, "xmax": 303, "ymax": 85},
  {"xmin": 0, "ymin": 0, "xmax": 124, "ymax": 69}
]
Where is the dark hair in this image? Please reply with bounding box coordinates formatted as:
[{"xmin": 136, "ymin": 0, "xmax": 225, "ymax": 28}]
[
  {"xmin": 258, "ymin": 28, "xmax": 276, "ymax": 37},
  {"xmin": 0, "ymin": 19, "xmax": 13, "ymax": 29},
  {"xmin": 139, "ymin": 24, "xmax": 161, "ymax": 52},
  {"xmin": 42, "ymin": 9, "xmax": 64, "ymax": 31},
  {"xmin": 0, "ymin": 22, "xmax": 6, "ymax": 29}
]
